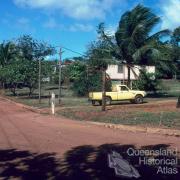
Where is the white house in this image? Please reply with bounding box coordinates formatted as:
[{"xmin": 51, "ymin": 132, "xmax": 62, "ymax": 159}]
[{"xmin": 106, "ymin": 64, "xmax": 155, "ymax": 85}]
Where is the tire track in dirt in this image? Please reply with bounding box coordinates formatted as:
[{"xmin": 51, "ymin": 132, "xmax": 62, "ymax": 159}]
[
  {"xmin": 0, "ymin": 118, "xmax": 13, "ymax": 149},
  {"xmin": 0, "ymin": 101, "xmax": 39, "ymax": 151},
  {"xmin": 0, "ymin": 99, "xmax": 81, "ymax": 153},
  {"xmin": 9, "ymin": 113, "xmax": 88, "ymax": 153}
]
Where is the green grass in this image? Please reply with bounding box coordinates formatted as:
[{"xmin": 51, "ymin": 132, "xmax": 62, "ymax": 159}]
[
  {"xmin": 4, "ymin": 84, "xmax": 90, "ymax": 108},
  {"xmin": 160, "ymin": 79, "xmax": 180, "ymax": 96},
  {"xmin": 161, "ymin": 79, "xmax": 180, "ymax": 91},
  {"xmin": 57, "ymin": 108, "xmax": 180, "ymax": 129}
]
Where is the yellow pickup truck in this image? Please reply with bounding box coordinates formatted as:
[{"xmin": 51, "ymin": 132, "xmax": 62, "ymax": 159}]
[{"xmin": 89, "ymin": 85, "xmax": 146, "ymax": 105}]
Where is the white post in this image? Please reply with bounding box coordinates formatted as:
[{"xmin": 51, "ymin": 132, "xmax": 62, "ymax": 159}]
[{"xmin": 51, "ymin": 92, "xmax": 55, "ymax": 115}]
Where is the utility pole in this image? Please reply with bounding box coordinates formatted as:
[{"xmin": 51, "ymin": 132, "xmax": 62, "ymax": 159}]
[
  {"xmin": 102, "ymin": 68, "xmax": 106, "ymax": 111},
  {"xmin": 38, "ymin": 58, "xmax": 41, "ymax": 103},
  {"xmin": 87, "ymin": 66, "xmax": 89, "ymax": 93},
  {"xmin": 58, "ymin": 48, "xmax": 63, "ymax": 104}
]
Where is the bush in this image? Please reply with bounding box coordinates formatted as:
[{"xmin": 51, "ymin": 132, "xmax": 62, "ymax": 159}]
[
  {"xmin": 67, "ymin": 61, "xmax": 112, "ymax": 96},
  {"xmin": 135, "ymin": 70, "xmax": 161, "ymax": 92},
  {"xmin": 72, "ymin": 70, "xmax": 112, "ymax": 96}
]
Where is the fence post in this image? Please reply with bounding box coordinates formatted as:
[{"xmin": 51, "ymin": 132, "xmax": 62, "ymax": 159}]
[
  {"xmin": 177, "ymin": 96, "xmax": 180, "ymax": 108},
  {"xmin": 48, "ymin": 92, "xmax": 50, "ymax": 107},
  {"xmin": 51, "ymin": 92, "xmax": 55, "ymax": 115}
]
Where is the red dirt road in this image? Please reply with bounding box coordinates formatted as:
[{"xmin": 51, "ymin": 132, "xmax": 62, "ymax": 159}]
[
  {"xmin": 0, "ymin": 97, "xmax": 180, "ymax": 180},
  {"xmin": 0, "ymin": 97, "xmax": 179, "ymax": 153}
]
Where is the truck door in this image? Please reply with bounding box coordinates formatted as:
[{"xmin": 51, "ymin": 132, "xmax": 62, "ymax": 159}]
[
  {"xmin": 106, "ymin": 85, "xmax": 118, "ymax": 100},
  {"xmin": 117, "ymin": 86, "xmax": 132, "ymax": 100}
]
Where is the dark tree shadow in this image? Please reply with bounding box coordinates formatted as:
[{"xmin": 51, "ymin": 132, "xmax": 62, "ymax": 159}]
[
  {"xmin": 0, "ymin": 149, "xmax": 60, "ymax": 180},
  {"xmin": 147, "ymin": 93, "xmax": 178, "ymax": 98},
  {"xmin": 0, "ymin": 144, "xmax": 179, "ymax": 180},
  {"xmin": 93, "ymin": 101, "xmax": 148, "ymax": 107}
]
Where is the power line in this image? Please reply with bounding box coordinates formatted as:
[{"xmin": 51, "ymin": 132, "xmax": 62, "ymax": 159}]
[{"xmin": 54, "ymin": 45, "xmax": 85, "ymax": 56}]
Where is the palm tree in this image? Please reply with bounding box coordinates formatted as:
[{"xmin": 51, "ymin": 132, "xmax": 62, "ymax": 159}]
[
  {"xmin": 0, "ymin": 41, "xmax": 18, "ymax": 67},
  {"xmin": 115, "ymin": 4, "xmax": 170, "ymax": 87},
  {"xmin": 0, "ymin": 41, "xmax": 18, "ymax": 88}
]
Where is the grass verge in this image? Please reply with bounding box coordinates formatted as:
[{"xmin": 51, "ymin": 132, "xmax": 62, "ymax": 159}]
[{"xmin": 57, "ymin": 107, "xmax": 180, "ymax": 129}]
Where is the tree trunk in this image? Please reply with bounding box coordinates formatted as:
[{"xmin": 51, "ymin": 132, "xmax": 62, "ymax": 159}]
[
  {"xmin": 1, "ymin": 82, "xmax": 5, "ymax": 89},
  {"xmin": 28, "ymin": 86, "xmax": 33, "ymax": 97},
  {"xmin": 127, "ymin": 65, "xmax": 131, "ymax": 88},
  {"xmin": 10, "ymin": 84, "xmax": 17, "ymax": 96},
  {"xmin": 102, "ymin": 69, "xmax": 106, "ymax": 111}
]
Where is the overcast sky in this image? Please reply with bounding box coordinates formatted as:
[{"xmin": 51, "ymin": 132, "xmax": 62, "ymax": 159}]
[{"xmin": 0, "ymin": 0, "xmax": 180, "ymax": 58}]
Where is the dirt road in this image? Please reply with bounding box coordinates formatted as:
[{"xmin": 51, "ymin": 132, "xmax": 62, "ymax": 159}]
[{"xmin": 0, "ymin": 97, "xmax": 179, "ymax": 180}]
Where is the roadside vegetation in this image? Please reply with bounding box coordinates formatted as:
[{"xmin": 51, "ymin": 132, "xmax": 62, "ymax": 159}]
[{"xmin": 56, "ymin": 96, "xmax": 180, "ymax": 129}]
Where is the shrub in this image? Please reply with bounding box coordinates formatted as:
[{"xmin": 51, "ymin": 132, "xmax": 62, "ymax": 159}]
[
  {"xmin": 135, "ymin": 69, "xmax": 161, "ymax": 92},
  {"xmin": 67, "ymin": 61, "xmax": 112, "ymax": 96}
]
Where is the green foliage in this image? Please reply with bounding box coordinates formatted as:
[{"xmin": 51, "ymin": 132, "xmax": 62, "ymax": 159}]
[
  {"xmin": 0, "ymin": 41, "xmax": 19, "ymax": 67},
  {"xmin": 135, "ymin": 69, "xmax": 161, "ymax": 92},
  {"xmin": 87, "ymin": 23, "xmax": 115, "ymax": 70},
  {"xmin": 115, "ymin": 4, "xmax": 170, "ymax": 85},
  {"xmin": 52, "ymin": 68, "xmax": 66, "ymax": 85},
  {"xmin": 87, "ymin": 41, "xmax": 114, "ymax": 70},
  {"xmin": 68, "ymin": 61, "xmax": 86, "ymax": 81},
  {"xmin": 0, "ymin": 60, "xmax": 26, "ymax": 95},
  {"xmin": 18, "ymin": 36, "xmax": 55, "ymax": 95},
  {"xmin": 0, "ymin": 35, "xmax": 55, "ymax": 95},
  {"xmin": 41, "ymin": 61, "xmax": 54, "ymax": 78},
  {"xmin": 88, "ymin": 71, "xmax": 112, "ymax": 92},
  {"xmin": 67, "ymin": 61, "xmax": 111, "ymax": 96},
  {"xmin": 72, "ymin": 74, "xmax": 88, "ymax": 96},
  {"xmin": 171, "ymin": 26, "xmax": 180, "ymax": 78},
  {"xmin": 171, "ymin": 26, "xmax": 180, "ymax": 46},
  {"xmin": 152, "ymin": 27, "xmax": 180, "ymax": 79},
  {"xmin": 23, "ymin": 60, "xmax": 39, "ymax": 95},
  {"xmin": 65, "ymin": 61, "xmax": 86, "ymax": 96},
  {"xmin": 17, "ymin": 35, "xmax": 55, "ymax": 61}
]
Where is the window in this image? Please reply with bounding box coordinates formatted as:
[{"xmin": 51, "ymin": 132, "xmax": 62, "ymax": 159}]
[
  {"xmin": 117, "ymin": 65, "xmax": 123, "ymax": 73},
  {"xmin": 120, "ymin": 86, "xmax": 129, "ymax": 91}
]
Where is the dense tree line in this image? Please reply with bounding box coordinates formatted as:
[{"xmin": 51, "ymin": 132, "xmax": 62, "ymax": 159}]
[{"xmin": 0, "ymin": 35, "xmax": 55, "ymax": 95}]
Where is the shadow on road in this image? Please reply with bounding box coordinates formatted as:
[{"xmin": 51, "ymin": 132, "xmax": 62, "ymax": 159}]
[{"xmin": 0, "ymin": 144, "xmax": 179, "ymax": 180}]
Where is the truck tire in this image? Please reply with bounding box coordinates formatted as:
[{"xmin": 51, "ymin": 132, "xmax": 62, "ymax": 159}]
[
  {"xmin": 105, "ymin": 96, "xmax": 112, "ymax": 105},
  {"xmin": 135, "ymin": 95, "xmax": 143, "ymax": 104}
]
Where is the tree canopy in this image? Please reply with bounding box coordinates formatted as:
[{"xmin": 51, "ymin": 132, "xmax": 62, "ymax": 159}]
[
  {"xmin": 115, "ymin": 4, "xmax": 171, "ymax": 86},
  {"xmin": 0, "ymin": 35, "xmax": 55, "ymax": 95}
]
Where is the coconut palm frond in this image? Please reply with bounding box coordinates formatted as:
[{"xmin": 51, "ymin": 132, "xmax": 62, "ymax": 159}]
[
  {"xmin": 133, "ymin": 45, "xmax": 160, "ymax": 65},
  {"xmin": 147, "ymin": 29, "xmax": 171, "ymax": 42}
]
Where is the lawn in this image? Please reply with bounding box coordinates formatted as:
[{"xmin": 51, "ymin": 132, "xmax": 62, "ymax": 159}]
[
  {"xmin": 4, "ymin": 84, "xmax": 89, "ymax": 108},
  {"xmin": 57, "ymin": 100, "xmax": 180, "ymax": 129},
  {"xmin": 159, "ymin": 79, "xmax": 180, "ymax": 97}
]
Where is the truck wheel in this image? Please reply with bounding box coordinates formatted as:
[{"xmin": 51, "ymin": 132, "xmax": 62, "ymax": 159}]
[
  {"xmin": 105, "ymin": 96, "xmax": 112, "ymax": 105},
  {"xmin": 135, "ymin": 95, "xmax": 143, "ymax": 104}
]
